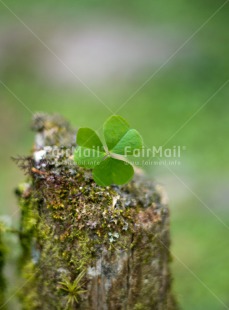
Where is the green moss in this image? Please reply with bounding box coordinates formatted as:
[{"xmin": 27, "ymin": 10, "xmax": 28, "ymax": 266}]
[
  {"xmin": 133, "ymin": 303, "xmax": 146, "ymax": 310},
  {"xmin": 15, "ymin": 181, "xmax": 39, "ymax": 270}
]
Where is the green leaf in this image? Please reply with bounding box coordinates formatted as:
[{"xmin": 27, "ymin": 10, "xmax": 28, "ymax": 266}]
[
  {"xmin": 112, "ymin": 129, "xmax": 143, "ymax": 155},
  {"xmin": 74, "ymin": 147, "xmax": 105, "ymax": 169},
  {"xmin": 77, "ymin": 128, "xmax": 104, "ymax": 150},
  {"xmin": 103, "ymin": 115, "xmax": 130, "ymax": 150},
  {"xmin": 73, "ymin": 116, "xmax": 142, "ymax": 186},
  {"xmin": 93, "ymin": 157, "xmax": 134, "ymax": 186},
  {"xmin": 103, "ymin": 115, "xmax": 143, "ymax": 155},
  {"xmin": 74, "ymin": 128, "xmax": 105, "ymax": 168}
]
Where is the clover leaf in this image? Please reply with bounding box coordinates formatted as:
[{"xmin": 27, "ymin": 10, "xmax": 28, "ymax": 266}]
[
  {"xmin": 93, "ymin": 157, "xmax": 134, "ymax": 186},
  {"xmin": 74, "ymin": 115, "xmax": 143, "ymax": 186},
  {"xmin": 74, "ymin": 128, "xmax": 106, "ymax": 169}
]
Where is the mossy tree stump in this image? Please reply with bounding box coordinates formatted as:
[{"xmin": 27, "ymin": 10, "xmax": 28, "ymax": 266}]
[{"xmin": 15, "ymin": 114, "xmax": 178, "ymax": 310}]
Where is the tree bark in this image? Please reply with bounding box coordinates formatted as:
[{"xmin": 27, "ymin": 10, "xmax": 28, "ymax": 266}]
[{"xmin": 15, "ymin": 113, "xmax": 178, "ymax": 310}]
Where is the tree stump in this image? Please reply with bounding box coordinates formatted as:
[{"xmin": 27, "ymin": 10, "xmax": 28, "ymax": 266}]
[{"xmin": 15, "ymin": 113, "xmax": 178, "ymax": 310}]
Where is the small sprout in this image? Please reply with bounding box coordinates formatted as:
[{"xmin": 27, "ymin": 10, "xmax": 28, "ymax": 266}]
[
  {"xmin": 74, "ymin": 115, "xmax": 143, "ymax": 186},
  {"xmin": 58, "ymin": 269, "xmax": 87, "ymax": 309}
]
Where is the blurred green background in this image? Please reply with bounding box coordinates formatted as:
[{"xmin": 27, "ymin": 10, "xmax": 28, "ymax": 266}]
[{"xmin": 0, "ymin": 1, "xmax": 229, "ymax": 309}]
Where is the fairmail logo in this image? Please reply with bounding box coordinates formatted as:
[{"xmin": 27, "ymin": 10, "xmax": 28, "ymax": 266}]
[{"xmin": 125, "ymin": 145, "xmax": 186, "ymax": 158}]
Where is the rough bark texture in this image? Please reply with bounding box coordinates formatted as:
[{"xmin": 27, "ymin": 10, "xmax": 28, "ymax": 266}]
[{"xmin": 15, "ymin": 113, "xmax": 178, "ymax": 310}]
